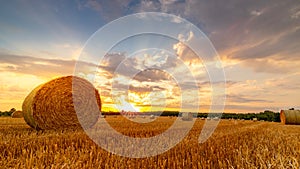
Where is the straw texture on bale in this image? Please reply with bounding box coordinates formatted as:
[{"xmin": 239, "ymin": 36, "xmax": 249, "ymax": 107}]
[
  {"xmin": 280, "ymin": 110, "xmax": 300, "ymax": 125},
  {"xmin": 22, "ymin": 76, "xmax": 101, "ymax": 130},
  {"xmin": 11, "ymin": 111, "xmax": 23, "ymax": 118}
]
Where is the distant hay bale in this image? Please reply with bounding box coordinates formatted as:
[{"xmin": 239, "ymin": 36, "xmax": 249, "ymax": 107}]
[
  {"xmin": 182, "ymin": 112, "xmax": 193, "ymax": 121},
  {"xmin": 11, "ymin": 110, "xmax": 23, "ymax": 118},
  {"xmin": 213, "ymin": 117, "xmax": 220, "ymax": 121},
  {"xmin": 206, "ymin": 117, "xmax": 211, "ymax": 120},
  {"xmin": 22, "ymin": 76, "xmax": 101, "ymax": 130},
  {"xmin": 280, "ymin": 110, "xmax": 300, "ymax": 125},
  {"xmin": 252, "ymin": 118, "xmax": 257, "ymax": 122},
  {"xmin": 150, "ymin": 115, "xmax": 155, "ymax": 119}
]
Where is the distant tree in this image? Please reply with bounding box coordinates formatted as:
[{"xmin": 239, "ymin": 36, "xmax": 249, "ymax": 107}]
[
  {"xmin": 9, "ymin": 108, "xmax": 16, "ymax": 113},
  {"xmin": 0, "ymin": 111, "xmax": 10, "ymax": 116},
  {"xmin": 0, "ymin": 108, "xmax": 16, "ymax": 117},
  {"xmin": 274, "ymin": 112, "xmax": 280, "ymax": 122}
]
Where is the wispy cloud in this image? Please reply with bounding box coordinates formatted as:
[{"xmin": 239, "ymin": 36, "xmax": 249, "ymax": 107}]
[
  {"xmin": 0, "ymin": 53, "xmax": 99, "ymax": 78},
  {"xmin": 227, "ymin": 94, "xmax": 273, "ymax": 104}
]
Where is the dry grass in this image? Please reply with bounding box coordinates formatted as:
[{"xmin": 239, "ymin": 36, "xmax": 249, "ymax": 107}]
[{"xmin": 0, "ymin": 117, "xmax": 299, "ymax": 168}]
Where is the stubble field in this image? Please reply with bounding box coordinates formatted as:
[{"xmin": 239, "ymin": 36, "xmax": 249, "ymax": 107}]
[{"xmin": 0, "ymin": 117, "xmax": 299, "ymax": 169}]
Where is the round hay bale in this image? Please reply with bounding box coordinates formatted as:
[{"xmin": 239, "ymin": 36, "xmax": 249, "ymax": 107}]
[
  {"xmin": 182, "ymin": 112, "xmax": 193, "ymax": 121},
  {"xmin": 11, "ymin": 110, "xmax": 23, "ymax": 118},
  {"xmin": 213, "ymin": 117, "xmax": 219, "ymax": 121},
  {"xmin": 22, "ymin": 76, "xmax": 101, "ymax": 130},
  {"xmin": 280, "ymin": 110, "xmax": 300, "ymax": 125}
]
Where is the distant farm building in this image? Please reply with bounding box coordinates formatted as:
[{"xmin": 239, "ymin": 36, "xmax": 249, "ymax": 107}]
[
  {"xmin": 11, "ymin": 111, "xmax": 23, "ymax": 118},
  {"xmin": 280, "ymin": 110, "xmax": 300, "ymax": 125}
]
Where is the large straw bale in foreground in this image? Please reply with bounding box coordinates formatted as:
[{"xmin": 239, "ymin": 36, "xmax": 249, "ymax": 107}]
[
  {"xmin": 11, "ymin": 110, "xmax": 23, "ymax": 118},
  {"xmin": 280, "ymin": 110, "xmax": 300, "ymax": 125},
  {"xmin": 22, "ymin": 76, "xmax": 101, "ymax": 130}
]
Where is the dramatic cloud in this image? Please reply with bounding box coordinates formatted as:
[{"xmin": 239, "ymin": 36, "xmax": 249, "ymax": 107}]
[
  {"xmin": 132, "ymin": 69, "xmax": 171, "ymax": 82},
  {"xmin": 126, "ymin": 0, "xmax": 300, "ymax": 74},
  {"xmin": 173, "ymin": 31, "xmax": 202, "ymax": 64},
  {"xmin": 0, "ymin": 53, "xmax": 99, "ymax": 78}
]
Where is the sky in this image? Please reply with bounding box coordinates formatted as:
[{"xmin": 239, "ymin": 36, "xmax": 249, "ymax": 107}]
[{"xmin": 0, "ymin": 0, "xmax": 299, "ymax": 113}]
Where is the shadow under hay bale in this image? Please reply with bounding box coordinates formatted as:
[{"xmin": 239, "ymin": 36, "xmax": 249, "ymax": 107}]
[
  {"xmin": 11, "ymin": 110, "xmax": 23, "ymax": 118},
  {"xmin": 22, "ymin": 76, "xmax": 101, "ymax": 130}
]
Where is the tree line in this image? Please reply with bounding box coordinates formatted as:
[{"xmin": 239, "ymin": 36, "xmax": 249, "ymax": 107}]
[
  {"xmin": 1, "ymin": 108, "xmax": 280, "ymax": 122},
  {"xmin": 196, "ymin": 110, "xmax": 280, "ymax": 122},
  {"xmin": 102, "ymin": 110, "xmax": 280, "ymax": 122},
  {"xmin": 0, "ymin": 108, "xmax": 16, "ymax": 117}
]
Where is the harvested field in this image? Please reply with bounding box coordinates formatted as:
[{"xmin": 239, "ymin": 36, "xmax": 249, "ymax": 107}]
[{"xmin": 0, "ymin": 117, "xmax": 299, "ymax": 168}]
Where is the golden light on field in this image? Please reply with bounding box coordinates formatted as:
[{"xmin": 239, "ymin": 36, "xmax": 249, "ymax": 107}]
[{"xmin": 1, "ymin": 117, "xmax": 300, "ymax": 168}]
